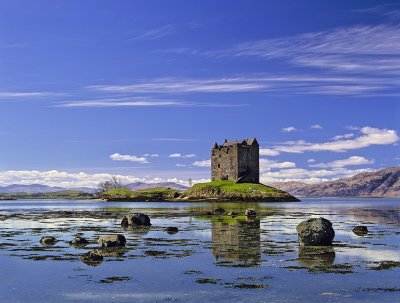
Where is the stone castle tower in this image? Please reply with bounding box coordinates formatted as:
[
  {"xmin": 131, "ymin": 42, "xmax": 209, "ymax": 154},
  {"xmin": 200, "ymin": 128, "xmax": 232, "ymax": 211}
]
[{"xmin": 211, "ymin": 138, "xmax": 259, "ymax": 183}]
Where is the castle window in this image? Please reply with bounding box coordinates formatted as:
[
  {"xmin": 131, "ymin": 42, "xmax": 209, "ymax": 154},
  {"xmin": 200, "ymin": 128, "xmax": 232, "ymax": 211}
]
[{"xmin": 217, "ymin": 164, "xmax": 220, "ymax": 168}]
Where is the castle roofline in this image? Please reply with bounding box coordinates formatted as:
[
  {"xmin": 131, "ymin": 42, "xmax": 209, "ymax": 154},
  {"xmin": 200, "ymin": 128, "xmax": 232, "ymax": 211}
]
[{"xmin": 218, "ymin": 138, "xmax": 258, "ymax": 147}]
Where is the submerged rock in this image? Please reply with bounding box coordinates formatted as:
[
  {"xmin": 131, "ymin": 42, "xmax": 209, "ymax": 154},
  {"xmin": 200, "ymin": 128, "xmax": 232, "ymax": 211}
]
[
  {"xmin": 40, "ymin": 236, "xmax": 57, "ymax": 245},
  {"xmin": 70, "ymin": 237, "xmax": 89, "ymax": 245},
  {"xmin": 353, "ymin": 226, "xmax": 368, "ymax": 236},
  {"xmin": 98, "ymin": 234, "xmax": 126, "ymax": 248},
  {"xmin": 296, "ymin": 217, "xmax": 335, "ymax": 246},
  {"xmin": 81, "ymin": 250, "xmax": 103, "ymax": 266},
  {"xmin": 166, "ymin": 226, "xmax": 179, "ymax": 234},
  {"xmin": 121, "ymin": 213, "xmax": 151, "ymax": 227},
  {"xmin": 245, "ymin": 208, "xmax": 256, "ymax": 217}
]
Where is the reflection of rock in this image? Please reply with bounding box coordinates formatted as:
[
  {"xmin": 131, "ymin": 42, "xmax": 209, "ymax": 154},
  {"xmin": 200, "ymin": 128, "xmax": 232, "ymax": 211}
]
[
  {"xmin": 94, "ymin": 247, "xmax": 127, "ymax": 257},
  {"xmin": 166, "ymin": 226, "xmax": 179, "ymax": 234},
  {"xmin": 70, "ymin": 237, "xmax": 89, "ymax": 246},
  {"xmin": 296, "ymin": 217, "xmax": 335, "ymax": 246},
  {"xmin": 98, "ymin": 234, "xmax": 126, "ymax": 248},
  {"xmin": 212, "ymin": 218, "xmax": 261, "ymax": 266},
  {"xmin": 121, "ymin": 213, "xmax": 151, "ymax": 227},
  {"xmin": 298, "ymin": 246, "xmax": 335, "ymax": 270},
  {"xmin": 81, "ymin": 250, "xmax": 103, "ymax": 267},
  {"xmin": 353, "ymin": 226, "xmax": 368, "ymax": 236},
  {"xmin": 40, "ymin": 236, "xmax": 57, "ymax": 246}
]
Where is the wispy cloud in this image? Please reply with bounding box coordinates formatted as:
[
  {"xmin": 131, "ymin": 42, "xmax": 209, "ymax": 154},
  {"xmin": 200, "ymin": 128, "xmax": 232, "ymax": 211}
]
[
  {"xmin": 263, "ymin": 127, "xmax": 398, "ymax": 155},
  {"xmin": 87, "ymin": 78, "xmax": 268, "ymax": 94},
  {"xmin": 57, "ymin": 97, "xmax": 244, "ymax": 108},
  {"xmin": 221, "ymin": 25, "xmax": 400, "ymax": 75},
  {"xmin": 85, "ymin": 72, "xmax": 400, "ymax": 96},
  {"xmin": 110, "ymin": 153, "xmax": 149, "ymax": 164},
  {"xmin": 128, "ymin": 25, "xmax": 175, "ymax": 41},
  {"xmin": 309, "ymin": 156, "xmax": 374, "ymax": 168},
  {"xmin": 0, "ymin": 91, "xmax": 60, "ymax": 98}
]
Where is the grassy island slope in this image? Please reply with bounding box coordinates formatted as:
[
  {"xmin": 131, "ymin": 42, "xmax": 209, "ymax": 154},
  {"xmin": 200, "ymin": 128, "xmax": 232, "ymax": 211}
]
[
  {"xmin": 102, "ymin": 181, "xmax": 299, "ymax": 202},
  {"xmin": 181, "ymin": 180, "xmax": 300, "ymax": 202}
]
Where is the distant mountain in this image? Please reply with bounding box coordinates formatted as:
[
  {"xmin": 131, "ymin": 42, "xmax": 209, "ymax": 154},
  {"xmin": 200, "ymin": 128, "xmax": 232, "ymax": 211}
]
[
  {"xmin": 0, "ymin": 184, "xmax": 96, "ymax": 194},
  {"xmin": 125, "ymin": 182, "xmax": 188, "ymax": 191},
  {"xmin": 270, "ymin": 167, "xmax": 400, "ymax": 198}
]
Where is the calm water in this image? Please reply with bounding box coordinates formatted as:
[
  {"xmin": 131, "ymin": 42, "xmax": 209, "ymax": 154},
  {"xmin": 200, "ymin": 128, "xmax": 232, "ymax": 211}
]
[{"xmin": 0, "ymin": 198, "xmax": 399, "ymax": 303}]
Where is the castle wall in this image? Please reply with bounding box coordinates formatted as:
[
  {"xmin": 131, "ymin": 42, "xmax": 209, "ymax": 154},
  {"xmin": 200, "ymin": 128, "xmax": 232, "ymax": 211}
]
[{"xmin": 211, "ymin": 145, "xmax": 238, "ymax": 181}]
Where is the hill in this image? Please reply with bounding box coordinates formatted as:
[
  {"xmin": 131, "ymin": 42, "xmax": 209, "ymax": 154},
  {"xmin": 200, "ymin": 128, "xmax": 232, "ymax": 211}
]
[
  {"xmin": 270, "ymin": 167, "xmax": 400, "ymax": 198},
  {"xmin": 0, "ymin": 184, "xmax": 95, "ymax": 194}
]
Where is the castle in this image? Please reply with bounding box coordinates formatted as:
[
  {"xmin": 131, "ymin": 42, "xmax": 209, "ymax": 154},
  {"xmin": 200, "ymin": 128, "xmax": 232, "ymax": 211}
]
[{"xmin": 211, "ymin": 138, "xmax": 259, "ymax": 183}]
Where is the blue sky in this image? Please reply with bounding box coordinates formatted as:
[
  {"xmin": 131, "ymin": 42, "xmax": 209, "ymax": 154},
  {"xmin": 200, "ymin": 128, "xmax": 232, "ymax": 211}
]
[{"xmin": 0, "ymin": 0, "xmax": 399, "ymax": 187}]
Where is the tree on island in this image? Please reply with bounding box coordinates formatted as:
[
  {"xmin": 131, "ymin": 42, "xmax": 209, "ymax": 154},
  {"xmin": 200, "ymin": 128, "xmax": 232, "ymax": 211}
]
[{"xmin": 97, "ymin": 176, "xmax": 125, "ymax": 195}]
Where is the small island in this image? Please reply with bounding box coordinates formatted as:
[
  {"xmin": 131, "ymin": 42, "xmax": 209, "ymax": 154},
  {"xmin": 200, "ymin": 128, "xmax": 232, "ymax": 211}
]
[{"xmin": 101, "ymin": 138, "xmax": 299, "ymax": 202}]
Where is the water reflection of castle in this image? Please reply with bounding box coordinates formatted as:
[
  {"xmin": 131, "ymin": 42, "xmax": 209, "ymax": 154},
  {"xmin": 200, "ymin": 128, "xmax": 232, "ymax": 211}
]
[{"xmin": 212, "ymin": 218, "xmax": 261, "ymax": 266}]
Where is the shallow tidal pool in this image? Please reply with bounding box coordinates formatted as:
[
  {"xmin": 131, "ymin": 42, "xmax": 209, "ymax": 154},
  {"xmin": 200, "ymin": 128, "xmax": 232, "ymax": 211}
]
[{"xmin": 0, "ymin": 198, "xmax": 399, "ymax": 302}]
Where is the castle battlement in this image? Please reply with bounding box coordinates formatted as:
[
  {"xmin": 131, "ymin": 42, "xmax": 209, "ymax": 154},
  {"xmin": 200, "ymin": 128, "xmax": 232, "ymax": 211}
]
[{"xmin": 211, "ymin": 138, "xmax": 259, "ymax": 183}]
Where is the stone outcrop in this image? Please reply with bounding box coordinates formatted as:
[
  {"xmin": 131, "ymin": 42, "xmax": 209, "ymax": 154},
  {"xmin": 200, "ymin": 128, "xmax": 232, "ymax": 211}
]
[
  {"xmin": 121, "ymin": 213, "xmax": 151, "ymax": 227},
  {"xmin": 166, "ymin": 227, "xmax": 179, "ymax": 234},
  {"xmin": 353, "ymin": 226, "xmax": 368, "ymax": 236},
  {"xmin": 40, "ymin": 236, "xmax": 57, "ymax": 245},
  {"xmin": 70, "ymin": 237, "xmax": 88, "ymax": 245},
  {"xmin": 98, "ymin": 234, "xmax": 126, "ymax": 248},
  {"xmin": 296, "ymin": 218, "xmax": 335, "ymax": 246}
]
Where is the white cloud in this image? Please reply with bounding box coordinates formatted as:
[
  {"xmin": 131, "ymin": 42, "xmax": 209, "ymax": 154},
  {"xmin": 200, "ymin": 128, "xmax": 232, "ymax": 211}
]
[
  {"xmin": 282, "ymin": 126, "xmax": 297, "ymax": 133},
  {"xmin": 261, "ymin": 167, "xmax": 374, "ymax": 184},
  {"xmin": 169, "ymin": 153, "xmax": 196, "ymax": 158},
  {"xmin": 192, "ymin": 159, "xmax": 211, "ymax": 167},
  {"xmin": 259, "ymin": 159, "xmax": 296, "ymax": 172},
  {"xmin": 310, "ymin": 124, "xmax": 323, "ymax": 129},
  {"xmin": 110, "ymin": 153, "xmax": 148, "ymax": 164},
  {"xmin": 176, "ymin": 163, "xmax": 188, "ymax": 167},
  {"xmin": 270, "ymin": 127, "xmax": 398, "ymax": 154},
  {"xmin": 259, "ymin": 148, "xmax": 280, "ymax": 156},
  {"xmin": 310, "ymin": 156, "xmax": 374, "ymax": 168},
  {"xmin": 307, "ymin": 159, "xmax": 316, "ymax": 163},
  {"xmin": 142, "ymin": 153, "xmax": 159, "ymax": 157},
  {"xmin": 332, "ymin": 133, "xmax": 354, "ymax": 140},
  {"xmin": 0, "ymin": 169, "xmax": 208, "ymax": 188}
]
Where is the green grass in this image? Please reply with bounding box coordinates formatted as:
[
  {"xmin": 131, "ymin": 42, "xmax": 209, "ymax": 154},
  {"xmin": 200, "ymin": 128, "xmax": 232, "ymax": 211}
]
[
  {"xmin": 185, "ymin": 180, "xmax": 284, "ymax": 195},
  {"xmin": 182, "ymin": 180, "xmax": 299, "ymax": 202},
  {"xmin": 102, "ymin": 187, "xmax": 180, "ymax": 201}
]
